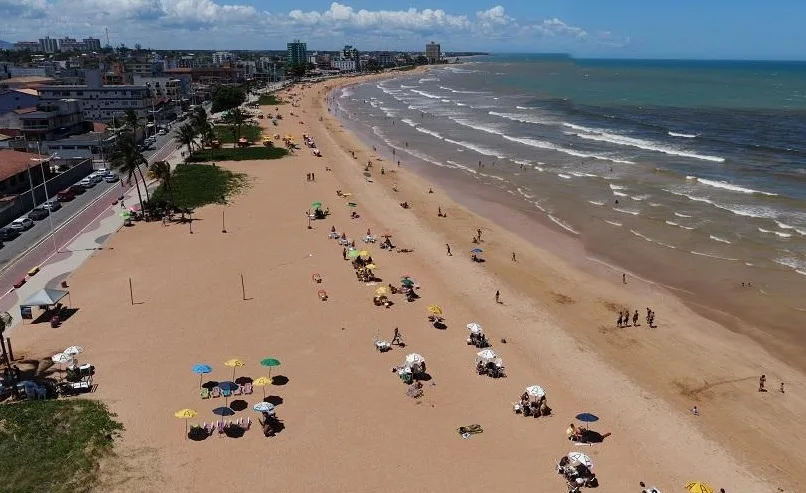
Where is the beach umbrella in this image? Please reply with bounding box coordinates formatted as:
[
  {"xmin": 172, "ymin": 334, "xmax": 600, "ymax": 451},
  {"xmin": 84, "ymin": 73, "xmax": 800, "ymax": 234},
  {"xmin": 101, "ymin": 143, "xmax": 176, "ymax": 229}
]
[
  {"xmin": 347, "ymin": 202, "xmax": 357, "ymax": 208},
  {"xmin": 192, "ymin": 363, "xmax": 212, "ymax": 388},
  {"xmin": 401, "ymin": 278, "xmax": 415, "ymax": 287},
  {"xmin": 347, "ymin": 250, "xmax": 360, "ymax": 259},
  {"xmin": 174, "ymin": 408, "xmax": 198, "ymax": 439},
  {"xmin": 253, "ymin": 376, "xmax": 272, "ymax": 398},
  {"xmin": 466, "ymin": 322, "xmax": 483, "ymax": 334},
  {"xmin": 575, "ymin": 413, "xmax": 599, "ymax": 423},
  {"xmin": 684, "ymin": 482, "xmax": 714, "ymax": 493},
  {"xmin": 471, "ymin": 248, "xmax": 483, "ymax": 254},
  {"xmin": 567, "ymin": 451, "xmax": 593, "ymax": 469},
  {"xmin": 224, "ymin": 358, "xmax": 245, "ymax": 380},
  {"xmin": 311, "ymin": 201, "xmax": 322, "ymax": 209},
  {"xmin": 260, "ymin": 358, "xmax": 281, "ymax": 380},
  {"xmin": 427, "ymin": 305, "xmax": 443, "ymax": 316},
  {"xmin": 51, "ymin": 353, "xmax": 71, "ymax": 380},
  {"xmin": 342, "ymin": 192, "xmax": 352, "ymax": 197},
  {"xmin": 375, "ymin": 286, "xmax": 389, "ymax": 296},
  {"xmin": 525, "ymin": 385, "xmax": 546, "ymax": 398},
  {"xmin": 476, "ymin": 349, "xmax": 497, "ymax": 363},
  {"xmin": 218, "ymin": 381, "xmax": 239, "ymax": 406},
  {"xmin": 120, "ymin": 211, "xmax": 132, "ymax": 218},
  {"xmin": 63, "ymin": 346, "xmax": 83, "ymax": 356},
  {"xmin": 365, "ymin": 263, "xmax": 377, "ymax": 270},
  {"xmin": 359, "ymin": 250, "xmax": 371, "ymax": 258},
  {"xmin": 404, "ymin": 353, "xmax": 424, "ymax": 367},
  {"xmin": 212, "ymin": 406, "xmax": 235, "ymax": 417},
  {"xmin": 253, "ymin": 402, "xmax": 276, "ymax": 415}
]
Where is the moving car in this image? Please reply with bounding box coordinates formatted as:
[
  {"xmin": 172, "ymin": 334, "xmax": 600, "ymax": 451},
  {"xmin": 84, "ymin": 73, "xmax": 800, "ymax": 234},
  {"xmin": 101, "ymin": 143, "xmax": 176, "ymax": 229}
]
[
  {"xmin": 28, "ymin": 207, "xmax": 50, "ymax": 221},
  {"xmin": 10, "ymin": 217, "xmax": 34, "ymax": 231}
]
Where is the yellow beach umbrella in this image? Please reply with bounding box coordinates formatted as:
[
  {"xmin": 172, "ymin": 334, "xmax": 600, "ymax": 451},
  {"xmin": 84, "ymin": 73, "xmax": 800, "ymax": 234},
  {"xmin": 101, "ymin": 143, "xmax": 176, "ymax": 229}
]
[
  {"xmin": 253, "ymin": 376, "xmax": 272, "ymax": 398},
  {"xmin": 174, "ymin": 408, "xmax": 198, "ymax": 439},
  {"xmin": 359, "ymin": 250, "xmax": 371, "ymax": 258},
  {"xmin": 365, "ymin": 263, "xmax": 377, "ymax": 270},
  {"xmin": 427, "ymin": 305, "xmax": 443, "ymax": 316},
  {"xmin": 224, "ymin": 358, "xmax": 245, "ymax": 380},
  {"xmin": 375, "ymin": 286, "xmax": 389, "ymax": 296},
  {"xmin": 342, "ymin": 192, "xmax": 352, "ymax": 197},
  {"xmin": 685, "ymin": 482, "xmax": 715, "ymax": 493}
]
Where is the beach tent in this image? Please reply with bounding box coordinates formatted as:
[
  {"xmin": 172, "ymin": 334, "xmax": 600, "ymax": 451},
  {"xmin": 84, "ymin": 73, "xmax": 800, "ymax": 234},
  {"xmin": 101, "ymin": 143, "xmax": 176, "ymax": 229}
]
[{"xmin": 19, "ymin": 288, "xmax": 69, "ymax": 308}]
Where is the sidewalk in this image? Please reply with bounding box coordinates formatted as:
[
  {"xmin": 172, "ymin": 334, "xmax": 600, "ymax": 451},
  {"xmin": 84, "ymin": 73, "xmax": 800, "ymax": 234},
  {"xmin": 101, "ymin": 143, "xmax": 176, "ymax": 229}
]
[{"xmin": 3, "ymin": 145, "xmax": 184, "ymax": 334}]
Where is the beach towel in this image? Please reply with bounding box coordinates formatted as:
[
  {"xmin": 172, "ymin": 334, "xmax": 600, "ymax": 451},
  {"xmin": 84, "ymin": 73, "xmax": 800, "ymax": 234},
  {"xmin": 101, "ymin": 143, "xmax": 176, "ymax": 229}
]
[{"xmin": 457, "ymin": 424, "xmax": 483, "ymax": 439}]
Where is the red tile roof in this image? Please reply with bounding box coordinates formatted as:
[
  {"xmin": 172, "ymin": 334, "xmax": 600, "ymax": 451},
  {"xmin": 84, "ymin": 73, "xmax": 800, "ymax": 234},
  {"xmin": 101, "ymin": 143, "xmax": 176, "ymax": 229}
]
[{"xmin": 0, "ymin": 149, "xmax": 48, "ymax": 182}]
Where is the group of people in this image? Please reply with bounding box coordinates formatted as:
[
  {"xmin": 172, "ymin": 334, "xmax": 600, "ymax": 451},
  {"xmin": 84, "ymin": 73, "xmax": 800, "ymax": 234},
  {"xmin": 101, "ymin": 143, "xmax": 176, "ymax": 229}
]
[
  {"xmin": 616, "ymin": 307, "xmax": 656, "ymax": 328},
  {"xmin": 516, "ymin": 392, "xmax": 551, "ymax": 417}
]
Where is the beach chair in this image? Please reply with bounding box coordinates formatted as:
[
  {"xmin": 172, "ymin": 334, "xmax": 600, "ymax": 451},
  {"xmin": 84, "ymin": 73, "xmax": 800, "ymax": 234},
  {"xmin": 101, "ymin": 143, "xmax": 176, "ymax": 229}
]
[
  {"xmin": 233, "ymin": 385, "xmax": 242, "ymax": 396},
  {"xmin": 221, "ymin": 387, "xmax": 232, "ymax": 398},
  {"xmin": 243, "ymin": 383, "xmax": 253, "ymax": 395},
  {"xmin": 243, "ymin": 417, "xmax": 252, "ymax": 430},
  {"xmin": 211, "ymin": 386, "xmax": 221, "ymax": 398},
  {"xmin": 204, "ymin": 422, "xmax": 214, "ymax": 435},
  {"xmin": 217, "ymin": 421, "xmax": 225, "ymax": 435},
  {"xmin": 200, "ymin": 387, "xmax": 211, "ymax": 399}
]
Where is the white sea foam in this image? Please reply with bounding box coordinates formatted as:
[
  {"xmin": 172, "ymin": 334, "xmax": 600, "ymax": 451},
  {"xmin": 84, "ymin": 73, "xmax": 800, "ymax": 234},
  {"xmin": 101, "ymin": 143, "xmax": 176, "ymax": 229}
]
[
  {"xmin": 489, "ymin": 111, "xmax": 554, "ymax": 125},
  {"xmin": 665, "ymin": 220, "xmax": 679, "ymax": 226},
  {"xmin": 449, "ymin": 117, "xmax": 505, "ymax": 136},
  {"xmin": 401, "ymin": 118, "xmax": 418, "ymax": 127},
  {"xmin": 340, "ymin": 87, "xmax": 354, "ymax": 99},
  {"xmin": 439, "ymin": 85, "xmax": 486, "ymax": 94},
  {"xmin": 558, "ymin": 173, "xmax": 572, "ymax": 179},
  {"xmin": 773, "ymin": 257, "xmax": 806, "ymax": 276},
  {"xmin": 630, "ymin": 230, "xmax": 654, "ymax": 242},
  {"xmin": 690, "ymin": 251, "xmax": 739, "ymax": 261},
  {"xmin": 549, "ymin": 215, "xmax": 580, "ymax": 235},
  {"xmin": 418, "ymin": 78, "xmax": 439, "ymax": 83},
  {"xmin": 690, "ymin": 177, "xmax": 778, "ymax": 196},
  {"xmin": 613, "ymin": 191, "xmax": 628, "ymax": 197},
  {"xmin": 614, "ymin": 208, "xmax": 640, "ymax": 215},
  {"xmin": 609, "ymin": 184, "xmax": 627, "ymax": 190},
  {"xmin": 668, "ymin": 131, "xmax": 698, "ymax": 138},
  {"xmin": 444, "ymin": 138, "xmax": 507, "ymax": 158},
  {"xmin": 674, "ymin": 212, "xmax": 693, "ymax": 218},
  {"xmin": 512, "ymin": 159, "xmax": 543, "ymax": 171},
  {"xmin": 446, "ymin": 160, "xmax": 478, "ymax": 175},
  {"xmin": 604, "ymin": 220, "xmax": 622, "ymax": 227},
  {"xmin": 410, "ymin": 89, "xmax": 441, "ymax": 99},
  {"xmin": 776, "ymin": 221, "xmax": 795, "ymax": 230},
  {"xmin": 516, "ymin": 187, "xmax": 535, "ymax": 199},
  {"xmin": 515, "ymin": 106, "xmax": 531, "ymax": 110},
  {"xmin": 400, "ymin": 85, "xmax": 418, "ymax": 89},
  {"xmin": 571, "ymin": 171, "xmax": 598, "ymax": 178},
  {"xmin": 416, "ymin": 127, "xmax": 444, "ymax": 139},
  {"xmin": 758, "ymin": 227, "xmax": 792, "ymax": 238},
  {"xmin": 709, "ymin": 235, "xmax": 732, "ymax": 244},
  {"xmin": 455, "ymin": 102, "xmax": 467, "ymax": 106},
  {"xmin": 588, "ymin": 200, "xmax": 606, "ymax": 206},
  {"xmin": 565, "ymin": 124, "xmax": 725, "ymax": 162},
  {"xmin": 630, "ymin": 194, "xmax": 650, "ymax": 201},
  {"xmin": 501, "ymin": 135, "xmax": 635, "ymax": 164}
]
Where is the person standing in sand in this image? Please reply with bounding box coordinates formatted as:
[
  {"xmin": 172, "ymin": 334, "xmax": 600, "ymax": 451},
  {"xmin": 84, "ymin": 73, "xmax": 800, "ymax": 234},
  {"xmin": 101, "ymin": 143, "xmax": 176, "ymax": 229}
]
[
  {"xmin": 780, "ymin": 382, "xmax": 785, "ymax": 393},
  {"xmin": 759, "ymin": 374, "xmax": 766, "ymax": 392},
  {"xmin": 477, "ymin": 228, "xmax": 483, "ymax": 241},
  {"xmin": 633, "ymin": 310, "xmax": 639, "ymax": 327},
  {"xmin": 495, "ymin": 290, "xmax": 500, "ymax": 303},
  {"xmin": 617, "ymin": 312, "xmax": 623, "ymax": 328},
  {"xmin": 512, "ymin": 251, "xmax": 516, "ymax": 262},
  {"xmin": 623, "ymin": 273, "xmax": 627, "ymax": 284},
  {"xmin": 446, "ymin": 244, "xmax": 452, "ymax": 256}
]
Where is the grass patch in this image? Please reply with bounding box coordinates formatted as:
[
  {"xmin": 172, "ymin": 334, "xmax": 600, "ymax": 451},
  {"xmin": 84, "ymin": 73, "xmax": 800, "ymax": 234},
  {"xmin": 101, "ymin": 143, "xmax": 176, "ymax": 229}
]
[
  {"xmin": 151, "ymin": 163, "xmax": 250, "ymax": 208},
  {"xmin": 186, "ymin": 146, "xmax": 288, "ymax": 163},
  {"xmin": 213, "ymin": 124, "xmax": 262, "ymax": 144},
  {"xmin": 257, "ymin": 94, "xmax": 283, "ymax": 106},
  {"xmin": 0, "ymin": 399, "xmax": 123, "ymax": 493}
]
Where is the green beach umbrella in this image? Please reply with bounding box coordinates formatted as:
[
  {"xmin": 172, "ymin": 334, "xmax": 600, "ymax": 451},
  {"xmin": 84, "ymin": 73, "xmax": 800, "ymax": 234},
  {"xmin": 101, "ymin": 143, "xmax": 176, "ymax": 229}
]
[
  {"xmin": 347, "ymin": 202, "xmax": 357, "ymax": 208},
  {"xmin": 312, "ymin": 201, "xmax": 322, "ymax": 209},
  {"xmin": 120, "ymin": 211, "xmax": 132, "ymax": 218},
  {"xmin": 347, "ymin": 250, "xmax": 360, "ymax": 259},
  {"xmin": 260, "ymin": 358, "xmax": 281, "ymax": 379}
]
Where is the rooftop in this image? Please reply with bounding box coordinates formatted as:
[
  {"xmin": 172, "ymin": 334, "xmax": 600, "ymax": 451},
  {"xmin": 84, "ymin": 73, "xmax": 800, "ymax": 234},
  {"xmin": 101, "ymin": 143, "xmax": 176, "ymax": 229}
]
[{"xmin": 0, "ymin": 149, "xmax": 49, "ymax": 182}]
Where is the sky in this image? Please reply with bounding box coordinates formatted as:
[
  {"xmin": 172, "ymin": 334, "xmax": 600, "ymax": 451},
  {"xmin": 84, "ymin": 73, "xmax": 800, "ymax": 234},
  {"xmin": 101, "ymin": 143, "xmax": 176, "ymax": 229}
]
[{"xmin": 0, "ymin": 0, "xmax": 805, "ymax": 59}]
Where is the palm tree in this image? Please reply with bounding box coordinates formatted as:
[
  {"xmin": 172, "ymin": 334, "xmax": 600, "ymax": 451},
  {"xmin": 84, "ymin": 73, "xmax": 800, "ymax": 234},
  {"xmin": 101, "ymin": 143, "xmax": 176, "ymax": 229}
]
[
  {"xmin": 109, "ymin": 132, "xmax": 149, "ymax": 212},
  {"xmin": 123, "ymin": 109, "xmax": 142, "ymax": 140},
  {"xmin": 190, "ymin": 106, "xmax": 208, "ymax": 134},
  {"xmin": 148, "ymin": 160, "xmax": 174, "ymax": 205},
  {"xmin": 175, "ymin": 123, "xmax": 197, "ymax": 160},
  {"xmin": 199, "ymin": 122, "xmax": 216, "ymax": 162},
  {"xmin": 225, "ymin": 107, "xmax": 248, "ymax": 146}
]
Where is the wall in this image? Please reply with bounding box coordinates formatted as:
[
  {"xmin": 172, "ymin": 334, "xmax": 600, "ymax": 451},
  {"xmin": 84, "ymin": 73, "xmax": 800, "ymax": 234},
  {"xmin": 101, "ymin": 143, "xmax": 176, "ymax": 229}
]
[{"xmin": 0, "ymin": 159, "xmax": 93, "ymax": 228}]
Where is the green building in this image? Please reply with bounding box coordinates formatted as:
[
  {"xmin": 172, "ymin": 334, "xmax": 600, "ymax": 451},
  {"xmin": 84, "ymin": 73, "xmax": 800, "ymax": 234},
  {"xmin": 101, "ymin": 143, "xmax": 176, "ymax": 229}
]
[{"xmin": 287, "ymin": 40, "xmax": 307, "ymax": 66}]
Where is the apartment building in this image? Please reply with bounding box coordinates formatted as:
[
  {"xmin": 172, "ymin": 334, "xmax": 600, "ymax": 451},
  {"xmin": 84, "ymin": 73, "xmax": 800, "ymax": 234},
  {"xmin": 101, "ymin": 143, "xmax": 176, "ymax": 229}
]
[
  {"xmin": 133, "ymin": 75, "xmax": 191, "ymax": 101},
  {"xmin": 39, "ymin": 37, "xmax": 58, "ymax": 54},
  {"xmin": 38, "ymin": 71, "xmax": 149, "ymax": 122},
  {"xmin": 212, "ymin": 52, "xmax": 234, "ymax": 65},
  {"xmin": 287, "ymin": 40, "xmax": 307, "ymax": 66},
  {"xmin": 331, "ymin": 60, "xmax": 357, "ymax": 72},
  {"xmin": 426, "ymin": 42, "xmax": 441, "ymax": 64},
  {"xmin": 19, "ymin": 99, "xmax": 84, "ymax": 141}
]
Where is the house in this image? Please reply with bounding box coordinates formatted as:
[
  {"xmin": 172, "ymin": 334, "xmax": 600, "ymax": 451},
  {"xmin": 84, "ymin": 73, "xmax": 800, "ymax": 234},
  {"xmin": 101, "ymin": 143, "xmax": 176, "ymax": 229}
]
[
  {"xmin": 43, "ymin": 132, "xmax": 117, "ymax": 160},
  {"xmin": 18, "ymin": 99, "xmax": 84, "ymax": 141},
  {"xmin": 0, "ymin": 88, "xmax": 40, "ymax": 115},
  {"xmin": 0, "ymin": 149, "xmax": 49, "ymax": 197}
]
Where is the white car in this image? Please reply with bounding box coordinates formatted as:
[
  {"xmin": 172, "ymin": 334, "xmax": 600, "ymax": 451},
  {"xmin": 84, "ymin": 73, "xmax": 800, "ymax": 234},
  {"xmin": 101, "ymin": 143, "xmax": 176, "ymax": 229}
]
[
  {"xmin": 158, "ymin": 129, "xmax": 166, "ymax": 135},
  {"xmin": 104, "ymin": 172, "xmax": 119, "ymax": 183},
  {"xmin": 10, "ymin": 218, "xmax": 34, "ymax": 231},
  {"xmin": 88, "ymin": 172, "xmax": 103, "ymax": 183},
  {"xmin": 79, "ymin": 178, "xmax": 95, "ymax": 188}
]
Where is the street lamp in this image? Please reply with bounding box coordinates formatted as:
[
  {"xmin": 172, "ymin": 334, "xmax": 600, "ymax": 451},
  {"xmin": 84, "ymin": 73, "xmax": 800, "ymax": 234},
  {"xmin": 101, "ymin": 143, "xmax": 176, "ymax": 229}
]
[{"xmin": 30, "ymin": 142, "xmax": 58, "ymax": 255}]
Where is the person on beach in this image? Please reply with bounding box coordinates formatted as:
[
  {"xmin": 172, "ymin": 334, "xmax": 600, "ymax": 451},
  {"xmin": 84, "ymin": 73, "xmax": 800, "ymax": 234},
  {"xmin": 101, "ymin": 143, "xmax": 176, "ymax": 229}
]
[
  {"xmin": 342, "ymin": 247, "xmax": 348, "ymax": 260},
  {"xmin": 477, "ymin": 228, "xmax": 483, "ymax": 241},
  {"xmin": 759, "ymin": 374, "xmax": 766, "ymax": 392},
  {"xmin": 691, "ymin": 405, "xmax": 698, "ymax": 416},
  {"xmin": 391, "ymin": 327, "xmax": 403, "ymax": 346},
  {"xmin": 633, "ymin": 310, "xmax": 639, "ymax": 327},
  {"xmin": 446, "ymin": 244, "xmax": 452, "ymax": 256},
  {"xmin": 512, "ymin": 251, "xmax": 517, "ymax": 262},
  {"xmin": 623, "ymin": 273, "xmax": 627, "ymax": 284},
  {"xmin": 311, "ymin": 172, "xmax": 315, "ymax": 181},
  {"xmin": 649, "ymin": 311, "xmax": 655, "ymax": 327},
  {"xmin": 617, "ymin": 312, "xmax": 623, "ymax": 328},
  {"xmin": 781, "ymin": 382, "xmax": 785, "ymax": 393},
  {"xmin": 495, "ymin": 290, "xmax": 500, "ymax": 303}
]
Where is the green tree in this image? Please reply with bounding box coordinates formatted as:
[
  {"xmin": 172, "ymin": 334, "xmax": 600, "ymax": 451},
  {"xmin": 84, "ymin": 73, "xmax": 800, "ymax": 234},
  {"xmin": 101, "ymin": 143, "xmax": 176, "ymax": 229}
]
[
  {"xmin": 175, "ymin": 123, "xmax": 197, "ymax": 160},
  {"xmin": 123, "ymin": 109, "xmax": 143, "ymax": 140},
  {"xmin": 190, "ymin": 106, "xmax": 208, "ymax": 134},
  {"xmin": 210, "ymin": 86, "xmax": 246, "ymax": 113},
  {"xmin": 415, "ymin": 55, "xmax": 429, "ymax": 65},
  {"xmin": 223, "ymin": 108, "xmax": 248, "ymax": 145},
  {"xmin": 148, "ymin": 161, "xmax": 173, "ymax": 205},
  {"xmin": 109, "ymin": 132, "xmax": 149, "ymax": 212}
]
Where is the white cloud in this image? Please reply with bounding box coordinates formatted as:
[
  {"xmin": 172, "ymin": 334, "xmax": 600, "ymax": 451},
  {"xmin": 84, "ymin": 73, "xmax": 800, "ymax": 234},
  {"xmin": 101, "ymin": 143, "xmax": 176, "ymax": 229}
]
[{"xmin": 1, "ymin": 1, "xmax": 627, "ymax": 51}]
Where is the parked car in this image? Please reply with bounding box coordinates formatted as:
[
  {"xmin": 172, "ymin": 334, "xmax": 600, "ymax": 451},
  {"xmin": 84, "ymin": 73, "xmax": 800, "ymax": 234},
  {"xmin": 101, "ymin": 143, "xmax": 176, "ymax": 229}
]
[
  {"xmin": 158, "ymin": 129, "xmax": 167, "ymax": 136},
  {"xmin": 0, "ymin": 227, "xmax": 20, "ymax": 241},
  {"xmin": 10, "ymin": 217, "xmax": 34, "ymax": 231},
  {"xmin": 78, "ymin": 178, "xmax": 94, "ymax": 188},
  {"xmin": 88, "ymin": 173, "xmax": 103, "ymax": 184},
  {"xmin": 28, "ymin": 207, "xmax": 50, "ymax": 221},
  {"xmin": 104, "ymin": 172, "xmax": 119, "ymax": 183},
  {"xmin": 68, "ymin": 184, "xmax": 86, "ymax": 195},
  {"xmin": 57, "ymin": 189, "xmax": 75, "ymax": 201},
  {"xmin": 43, "ymin": 199, "xmax": 62, "ymax": 212}
]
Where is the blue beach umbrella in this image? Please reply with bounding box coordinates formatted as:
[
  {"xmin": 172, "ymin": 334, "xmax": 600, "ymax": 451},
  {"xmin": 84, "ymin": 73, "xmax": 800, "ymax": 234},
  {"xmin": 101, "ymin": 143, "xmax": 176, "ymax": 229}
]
[
  {"xmin": 212, "ymin": 406, "xmax": 235, "ymax": 417},
  {"xmin": 192, "ymin": 363, "xmax": 212, "ymax": 388},
  {"xmin": 471, "ymin": 248, "xmax": 483, "ymax": 254},
  {"xmin": 218, "ymin": 381, "xmax": 239, "ymax": 406},
  {"xmin": 575, "ymin": 413, "xmax": 599, "ymax": 423}
]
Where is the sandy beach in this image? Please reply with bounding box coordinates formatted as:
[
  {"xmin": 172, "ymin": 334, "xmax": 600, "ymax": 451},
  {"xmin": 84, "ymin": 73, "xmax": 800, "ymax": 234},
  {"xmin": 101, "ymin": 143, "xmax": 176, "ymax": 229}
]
[{"xmin": 9, "ymin": 70, "xmax": 806, "ymax": 493}]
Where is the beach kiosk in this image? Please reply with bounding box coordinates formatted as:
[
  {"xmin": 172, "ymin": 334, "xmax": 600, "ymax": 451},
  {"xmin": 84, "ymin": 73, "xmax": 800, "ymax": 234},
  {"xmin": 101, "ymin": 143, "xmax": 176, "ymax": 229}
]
[{"xmin": 18, "ymin": 288, "xmax": 70, "ymax": 326}]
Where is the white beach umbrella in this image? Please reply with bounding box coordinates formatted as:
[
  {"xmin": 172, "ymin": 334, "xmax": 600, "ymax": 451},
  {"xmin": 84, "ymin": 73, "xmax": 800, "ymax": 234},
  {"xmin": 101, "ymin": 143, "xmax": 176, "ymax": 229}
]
[
  {"xmin": 51, "ymin": 353, "xmax": 72, "ymax": 364},
  {"xmin": 476, "ymin": 349, "xmax": 497, "ymax": 363},
  {"xmin": 466, "ymin": 322, "xmax": 483, "ymax": 334},
  {"xmin": 63, "ymin": 346, "xmax": 83, "ymax": 356},
  {"xmin": 253, "ymin": 402, "xmax": 276, "ymax": 415},
  {"xmin": 567, "ymin": 451, "xmax": 593, "ymax": 469},
  {"xmin": 404, "ymin": 353, "xmax": 424, "ymax": 366},
  {"xmin": 525, "ymin": 385, "xmax": 546, "ymax": 398}
]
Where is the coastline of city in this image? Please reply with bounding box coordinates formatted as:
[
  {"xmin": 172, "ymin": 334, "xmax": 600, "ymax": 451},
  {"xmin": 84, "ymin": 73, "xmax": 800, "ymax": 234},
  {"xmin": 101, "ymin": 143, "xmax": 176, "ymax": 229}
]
[{"xmin": 1, "ymin": 35, "xmax": 805, "ymax": 493}]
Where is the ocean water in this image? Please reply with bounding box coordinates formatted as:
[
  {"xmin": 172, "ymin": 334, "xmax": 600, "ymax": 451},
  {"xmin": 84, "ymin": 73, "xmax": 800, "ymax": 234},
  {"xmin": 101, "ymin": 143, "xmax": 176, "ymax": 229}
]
[{"xmin": 331, "ymin": 55, "xmax": 806, "ymax": 330}]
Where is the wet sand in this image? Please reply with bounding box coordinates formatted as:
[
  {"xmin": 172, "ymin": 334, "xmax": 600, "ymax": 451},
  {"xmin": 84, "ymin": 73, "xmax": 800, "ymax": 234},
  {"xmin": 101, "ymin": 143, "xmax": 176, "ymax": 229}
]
[{"xmin": 8, "ymin": 71, "xmax": 805, "ymax": 493}]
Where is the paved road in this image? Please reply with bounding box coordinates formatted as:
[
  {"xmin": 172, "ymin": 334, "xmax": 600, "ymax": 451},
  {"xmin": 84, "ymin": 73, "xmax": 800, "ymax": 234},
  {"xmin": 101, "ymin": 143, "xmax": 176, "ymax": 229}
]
[{"xmin": 0, "ymin": 125, "xmax": 180, "ymax": 287}]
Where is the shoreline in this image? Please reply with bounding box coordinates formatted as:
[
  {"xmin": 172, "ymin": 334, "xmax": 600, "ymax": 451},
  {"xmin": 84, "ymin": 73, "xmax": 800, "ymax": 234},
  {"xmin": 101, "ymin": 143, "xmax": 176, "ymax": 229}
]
[
  {"xmin": 5, "ymin": 70, "xmax": 803, "ymax": 492},
  {"xmin": 332, "ymin": 72, "xmax": 806, "ymax": 375},
  {"xmin": 320, "ymin": 72, "xmax": 806, "ymax": 491}
]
